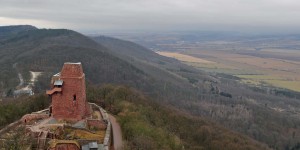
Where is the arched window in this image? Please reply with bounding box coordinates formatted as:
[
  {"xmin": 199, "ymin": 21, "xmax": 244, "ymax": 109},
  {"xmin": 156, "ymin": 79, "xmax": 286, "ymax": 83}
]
[{"xmin": 73, "ymin": 94, "xmax": 76, "ymax": 101}]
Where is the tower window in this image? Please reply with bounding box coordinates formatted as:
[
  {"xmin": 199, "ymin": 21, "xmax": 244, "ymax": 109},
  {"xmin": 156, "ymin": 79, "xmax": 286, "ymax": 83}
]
[{"xmin": 73, "ymin": 94, "xmax": 76, "ymax": 101}]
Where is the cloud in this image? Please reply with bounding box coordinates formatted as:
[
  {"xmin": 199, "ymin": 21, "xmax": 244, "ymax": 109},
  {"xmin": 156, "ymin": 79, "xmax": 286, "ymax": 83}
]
[
  {"xmin": 0, "ymin": 0, "xmax": 300, "ymax": 33},
  {"xmin": 0, "ymin": 17, "xmax": 57, "ymax": 27}
]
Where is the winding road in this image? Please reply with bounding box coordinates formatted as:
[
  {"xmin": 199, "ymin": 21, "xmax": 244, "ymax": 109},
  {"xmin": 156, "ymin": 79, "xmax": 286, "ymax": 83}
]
[{"xmin": 108, "ymin": 114, "xmax": 123, "ymax": 150}]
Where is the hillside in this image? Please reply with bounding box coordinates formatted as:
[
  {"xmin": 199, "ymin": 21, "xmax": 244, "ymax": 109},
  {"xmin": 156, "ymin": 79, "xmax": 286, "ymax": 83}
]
[
  {"xmin": 92, "ymin": 36, "xmax": 210, "ymax": 83},
  {"xmin": 0, "ymin": 27, "xmax": 153, "ymax": 95},
  {"xmin": 1, "ymin": 85, "xmax": 270, "ymax": 149},
  {"xmin": 1, "ymin": 25, "xmax": 300, "ymax": 149},
  {"xmin": 92, "ymin": 36, "xmax": 214, "ymax": 102},
  {"xmin": 0, "ymin": 26, "xmax": 211, "ymax": 107},
  {"xmin": 87, "ymin": 85, "xmax": 270, "ymax": 150}
]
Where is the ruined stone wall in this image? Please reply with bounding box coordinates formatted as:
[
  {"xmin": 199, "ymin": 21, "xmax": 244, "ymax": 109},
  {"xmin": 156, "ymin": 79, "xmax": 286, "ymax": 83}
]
[
  {"xmin": 21, "ymin": 114, "xmax": 49, "ymax": 124},
  {"xmin": 0, "ymin": 120, "xmax": 21, "ymax": 135},
  {"xmin": 87, "ymin": 119, "xmax": 107, "ymax": 130},
  {"xmin": 90, "ymin": 103, "xmax": 112, "ymax": 150}
]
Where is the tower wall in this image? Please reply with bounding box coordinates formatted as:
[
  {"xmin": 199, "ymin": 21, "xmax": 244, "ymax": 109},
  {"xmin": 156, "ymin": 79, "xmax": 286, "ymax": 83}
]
[{"xmin": 51, "ymin": 63, "xmax": 90, "ymax": 121}]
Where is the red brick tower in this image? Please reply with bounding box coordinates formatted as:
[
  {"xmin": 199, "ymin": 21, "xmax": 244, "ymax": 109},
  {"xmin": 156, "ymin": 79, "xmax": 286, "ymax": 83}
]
[{"xmin": 46, "ymin": 62, "xmax": 90, "ymax": 121}]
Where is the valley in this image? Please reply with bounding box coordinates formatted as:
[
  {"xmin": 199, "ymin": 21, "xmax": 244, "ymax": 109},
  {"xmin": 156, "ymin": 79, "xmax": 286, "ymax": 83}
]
[
  {"xmin": 104, "ymin": 31, "xmax": 300, "ymax": 149},
  {"xmin": 108, "ymin": 32, "xmax": 300, "ymax": 92}
]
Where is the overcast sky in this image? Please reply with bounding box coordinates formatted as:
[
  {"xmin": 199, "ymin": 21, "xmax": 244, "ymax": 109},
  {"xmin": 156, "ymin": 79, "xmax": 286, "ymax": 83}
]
[{"xmin": 0, "ymin": 0, "xmax": 300, "ymax": 33}]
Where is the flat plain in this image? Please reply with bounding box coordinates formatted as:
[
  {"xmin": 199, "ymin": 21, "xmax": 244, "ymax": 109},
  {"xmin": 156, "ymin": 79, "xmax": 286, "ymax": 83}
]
[{"xmin": 158, "ymin": 49, "xmax": 300, "ymax": 92}]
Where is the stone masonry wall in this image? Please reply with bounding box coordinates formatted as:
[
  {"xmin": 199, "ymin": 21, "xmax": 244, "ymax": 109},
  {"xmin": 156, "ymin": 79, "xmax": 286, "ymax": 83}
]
[{"xmin": 51, "ymin": 63, "xmax": 90, "ymax": 121}]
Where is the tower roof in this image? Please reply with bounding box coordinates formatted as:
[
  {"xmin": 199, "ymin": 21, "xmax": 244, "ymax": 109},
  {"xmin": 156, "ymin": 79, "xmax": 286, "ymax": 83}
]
[{"xmin": 60, "ymin": 62, "xmax": 84, "ymax": 78}]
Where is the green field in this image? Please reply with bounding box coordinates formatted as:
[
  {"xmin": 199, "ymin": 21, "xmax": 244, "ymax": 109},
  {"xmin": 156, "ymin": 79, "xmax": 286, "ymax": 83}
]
[
  {"xmin": 265, "ymin": 80, "xmax": 300, "ymax": 92},
  {"xmin": 237, "ymin": 75, "xmax": 300, "ymax": 92}
]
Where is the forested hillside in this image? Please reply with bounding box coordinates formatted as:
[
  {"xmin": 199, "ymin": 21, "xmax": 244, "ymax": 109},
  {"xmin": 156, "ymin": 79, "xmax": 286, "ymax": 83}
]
[
  {"xmin": 87, "ymin": 84, "xmax": 270, "ymax": 150},
  {"xmin": 0, "ymin": 27, "xmax": 151, "ymax": 95},
  {"xmin": 1, "ymin": 85, "xmax": 271, "ymax": 149},
  {"xmin": 1, "ymin": 25, "xmax": 300, "ymax": 149},
  {"xmin": 0, "ymin": 27, "xmax": 203, "ymax": 104}
]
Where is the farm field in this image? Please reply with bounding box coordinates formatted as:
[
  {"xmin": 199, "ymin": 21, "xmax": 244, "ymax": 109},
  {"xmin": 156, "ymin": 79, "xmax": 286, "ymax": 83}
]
[
  {"xmin": 158, "ymin": 50, "xmax": 300, "ymax": 92},
  {"xmin": 156, "ymin": 51, "xmax": 214, "ymax": 64}
]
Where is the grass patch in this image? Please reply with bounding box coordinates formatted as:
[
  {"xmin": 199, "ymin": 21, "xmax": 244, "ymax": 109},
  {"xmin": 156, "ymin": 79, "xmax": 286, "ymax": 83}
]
[
  {"xmin": 265, "ymin": 80, "xmax": 300, "ymax": 92},
  {"xmin": 237, "ymin": 75, "xmax": 282, "ymax": 80},
  {"xmin": 237, "ymin": 75, "xmax": 300, "ymax": 92}
]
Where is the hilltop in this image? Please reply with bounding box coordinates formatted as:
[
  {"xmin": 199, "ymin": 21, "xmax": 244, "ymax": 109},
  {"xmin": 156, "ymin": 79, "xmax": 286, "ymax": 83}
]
[{"xmin": 0, "ymin": 25, "xmax": 37, "ymax": 40}]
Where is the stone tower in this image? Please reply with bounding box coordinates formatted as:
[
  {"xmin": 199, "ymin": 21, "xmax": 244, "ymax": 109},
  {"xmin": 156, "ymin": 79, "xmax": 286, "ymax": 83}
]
[{"xmin": 46, "ymin": 62, "xmax": 90, "ymax": 121}]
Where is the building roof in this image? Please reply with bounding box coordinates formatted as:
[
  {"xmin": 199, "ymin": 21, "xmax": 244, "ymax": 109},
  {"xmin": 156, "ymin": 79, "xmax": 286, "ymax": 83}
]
[
  {"xmin": 60, "ymin": 63, "xmax": 84, "ymax": 77},
  {"xmin": 82, "ymin": 142, "xmax": 104, "ymax": 150},
  {"xmin": 89, "ymin": 142, "xmax": 98, "ymax": 148},
  {"xmin": 65, "ymin": 62, "xmax": 81, "ymax": 65},
  {"xmin": 54, "ymin": 80, "xmax": 63, "ymax": 86},
  {"xmin": 53, "ymin": 72, "xmax": 60, "ymax": 77}
]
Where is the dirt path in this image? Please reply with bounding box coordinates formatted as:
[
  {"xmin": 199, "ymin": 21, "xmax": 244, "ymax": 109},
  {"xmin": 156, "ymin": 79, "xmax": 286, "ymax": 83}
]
[
  {"xmin": 29, "ymin": 71, "xmax": 42, "ymax": 83},
  {"xmin": 108, "ymin": 114, "xmax": 123, "ymax": 150},
  {"xmin": 17, "ymin": 73, "xmax": 24, "ymax": 88},
  {"xmin": 13, "ymin": 69, "xmax": 42, "ymax": 96}
]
